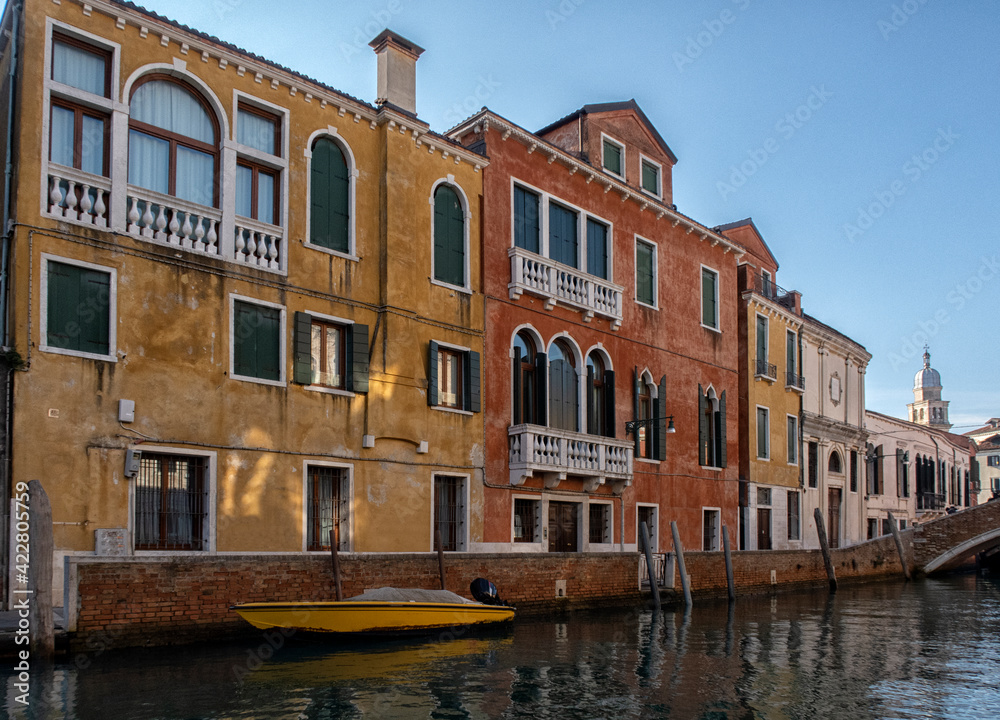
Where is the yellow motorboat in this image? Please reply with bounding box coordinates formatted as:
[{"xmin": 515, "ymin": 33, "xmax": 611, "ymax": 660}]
[{"xmin": 232, "ymin": 585, "xmax": 515, "ymax": 635}]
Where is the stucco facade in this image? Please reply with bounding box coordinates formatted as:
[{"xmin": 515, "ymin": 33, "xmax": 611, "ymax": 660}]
[
  {"xmin": 450, "ymin": 103, "xmax": 743, "ymax": 554},
  {"xmin": 0, "ymin": 0, "xmax": 487, "ymax": 602},
  {"xmin": 964, "ymin": 418, "xmax": 1000, "ymax": 505}
]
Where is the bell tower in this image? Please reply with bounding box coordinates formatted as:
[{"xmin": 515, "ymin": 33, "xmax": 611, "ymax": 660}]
[{"xmin": 907, "ymin": 346, "xmax": 951, "ymax": 430}]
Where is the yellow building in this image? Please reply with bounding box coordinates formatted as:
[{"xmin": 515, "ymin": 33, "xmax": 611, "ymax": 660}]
[
  {"xmin": 0, "ymin": 0, "xmax": 485, "ymax": 602},
  {"xmin": 720, "ymin": 220, "xmax": 804, "ymax": 550}
]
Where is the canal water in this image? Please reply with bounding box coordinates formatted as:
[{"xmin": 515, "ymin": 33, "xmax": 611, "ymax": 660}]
[{"xmin": 4, "ymin": 573, "xmax": 1000, "ymax": 719}]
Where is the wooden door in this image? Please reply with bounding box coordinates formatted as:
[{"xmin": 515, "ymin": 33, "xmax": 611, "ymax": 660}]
[
  {"xmin": 757, "ymin": 508, "xmax": 772, "ymax": 550},
  {"xmin": 548, "ymin": 502, "xmax": 579, "ymax": 552},
  {"xmin": 828, "ymin": 488, "xmax": 842, "ymax": 549}
]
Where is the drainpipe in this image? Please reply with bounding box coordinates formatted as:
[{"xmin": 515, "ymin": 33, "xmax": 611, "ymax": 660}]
[{"xmin": 2, "ymin": 4, "xmax": 21, "ymax": 345}]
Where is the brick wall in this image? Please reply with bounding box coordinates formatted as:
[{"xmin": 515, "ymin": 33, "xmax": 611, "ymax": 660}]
[
  {"xmin": 911, "ymin": 501, "xmax": 1000, "ymax": 571},
  {"xmin": 65, "ymin": 552, "xmax": 640, "ymax": 651}
]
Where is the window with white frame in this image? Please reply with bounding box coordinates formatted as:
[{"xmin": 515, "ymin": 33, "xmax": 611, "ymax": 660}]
[
  {"xmin": 305, "ymin": 464, "xmax": 350, "ymax": 551},
  {"xmin": 514, "ymin": 497, "xmax": 541, "ymax": 543},
  {"xmin": 702, "ymin": 508, "xmax": 721, "ymax": 551},
  {"xmin": 787, "ymin": 415, "xmax": 798, "ymax": 464},
  {"xmin": 757, "ymin": 406, "xmax": 770, "ymax": 460},
  {"xmin": 40, "ymin": 254, "xmax": 116, "ymax": 361},
  {"xmin": 434, "ymin": 475, "xmax": 467, "ymax": 551},
  {"xmin": 635, "ymin": 238, "xmax": 657, "ymax": 308},
  {"xmin": 602, "ymin": 134, "xmax": 624, "ymax": 178},
  {"xmin": 428, "ymin": 341, "xmax": 480, "ymax": 413},
  {"xmin": 134, "ymin": 450, "xmax": 213, "ymax": 551},
  {"xmin": 231, "ymin": 296, "xmax": 285, "ymax": 385},
  {"xmin": 309, "ymin": 135, "xmax": 353, "ymax": 255},
  {"xmin": 588, "ymin": 503, "xmax": 612, "ymax": 544},
  {"xmin": 433, "ymin": 183, "xmax": 468, "ymax": 288},
  {"xmin": 235, "ymin": 101, "xmax": 283, "ymax": 229},
  {"xmin": 292, "ymin": 312, "xmax": 369, "ymax": 393}
]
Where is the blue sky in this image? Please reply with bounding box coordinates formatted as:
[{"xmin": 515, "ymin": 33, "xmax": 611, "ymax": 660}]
[{"xmin": 153, "ymin": 0, "xmax": 998, "ymax": 431}]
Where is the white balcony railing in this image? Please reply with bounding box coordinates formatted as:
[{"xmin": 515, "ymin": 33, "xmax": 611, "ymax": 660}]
[
  {"xmin": 125, "ymin": 185, "xmax": 222, "ymax": 257},
  {"xmin": 47, "ymin": 166, "xmax": 111, "ymax": 229},
  {"xmin": 508, "ymin": 247, "xmax": 624, "ymax": 329},
  {"xmin": 508, "ymin": 423, "xmax": 633, "ymax": 489},
  {"xmin": 235, "ymin": 216, "xmax": 283, "ymax": 271}
]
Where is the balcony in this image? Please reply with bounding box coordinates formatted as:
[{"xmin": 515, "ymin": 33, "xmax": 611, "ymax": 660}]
[
  {"xmin": 47, "ymin": 166, "xmax": 111, "ymax": 229},
  {"xmin": 755, "ymin": 358, "xmax": 777, "ymax": 382},
  {"xmin": 508, "ymin": 424, "xmax": 633, "ymax": 491},
  {"xmin": 918, "ymin": 492, "xmax": 946, "ymax": 512},
  {"xmin": 786, "ymin": 370, "xmax": 805, "ymax": 392},
  {"xmin": 747, "ymin": 271, "xmax": 801, "ymax": 315},
  {"xmin": 508, "ymin": 247, "xmax": 624, "ymax": 329}
]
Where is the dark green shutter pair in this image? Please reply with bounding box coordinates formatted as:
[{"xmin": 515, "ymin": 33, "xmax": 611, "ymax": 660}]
[
  {"xmin": 632, "ymin": 369, "xmax": 667, "ymax": 461},
  {"xmin": 585, "ymin": 366, "xmax": 616, "ymax": 438},
  {"xmin": 310, "ymin": 137, "xmax": 350, "ymax": 253},
  {"xmin": 513, "ymin": 186, "xmax": 540, "ymax": 253},
  {"xmin": 549, "ymin": 203, "xmax": 578, "ymax": 269},
  {"xmin": 46, "ymin": 260, "xmax": 110, "ymax": 355},
  {"xmin": 233, "ymin": 301, "xmax": 281, "ymax": 381},
  {"xmin": 636, "ymin": 243, "xmax": 654, "ymax": 305},
  {"xmin": 701, "ymin": 269, "xmax": 717, "ymax": 327},
  {"xmin": 697, "ymin": 384, "xmax": 727, "ymax": 468},
  {"xmin": 433, "ymin": 186, "xmax": 465, "ymax": 287},
  {"xmin": 291, "ymin": 311, "xmax": 369, "ymax": 392},
  {"xmin": 427, "ymin": 340, "xmax": 480, "ymax": 412}
]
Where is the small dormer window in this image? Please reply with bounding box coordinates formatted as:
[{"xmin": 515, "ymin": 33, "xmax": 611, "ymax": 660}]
[
  {"xmin": 640, "ymin": 157, "xmax": 661, "ymax": 197},
  {"xmin": 602, "ymin": 135, "xmax": 624, "ymax": 177}
]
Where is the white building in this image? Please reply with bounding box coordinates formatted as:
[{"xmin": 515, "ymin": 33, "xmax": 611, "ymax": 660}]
[{"xmin": 964, "ymin": 418, "xmax": 1000, "ymax": 504}]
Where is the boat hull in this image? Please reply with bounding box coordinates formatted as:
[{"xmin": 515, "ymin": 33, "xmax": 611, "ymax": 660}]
[{"xmin": 232, "ymin": 600, "xmax": 515, "ymax": 634}]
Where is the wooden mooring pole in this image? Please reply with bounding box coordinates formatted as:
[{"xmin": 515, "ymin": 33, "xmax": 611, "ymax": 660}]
[
  {"xmin": 639, "ymin": 520, "xmax": 661, "ymax": 612},
  {"xmin": 814, "ymin": 507, "xmax": 838, "ymax": 592},
  {"xmin": 887, "ymin": 511, "xmax": 912, "ymax": 581},
  {"xmin": 329, "ymin": 526, "xmax": 343, "ymax": 601},
  {"xmin": 436, "ymin": 528, "xmax": 447, "ymax": 590},
  {"xmin": 28, "ymin": 480, "xmax": 54, "ymax": 659},
  {"xmin": 722, "ymin": 525, "xmax": 736, "ymax": 602},
  {"xmin": 670, "ymin": 521, "xmax": 692, "ymax": 608}
]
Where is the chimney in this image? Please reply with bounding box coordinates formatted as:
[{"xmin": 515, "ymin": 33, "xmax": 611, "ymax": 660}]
[{"xmin": 369, "ymin": 29, "xmax": 424, "ymax": 116}]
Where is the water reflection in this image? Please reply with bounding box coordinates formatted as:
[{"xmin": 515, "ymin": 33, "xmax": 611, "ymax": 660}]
[{"xmin": 4, "ymin": 575, "xmax": 1000, "ymax": 719}]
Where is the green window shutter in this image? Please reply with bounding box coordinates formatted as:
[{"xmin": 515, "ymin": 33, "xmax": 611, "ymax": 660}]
[
  {"xmin": 698, "ymin": 385, "xmax": 708, "ymax": 467},
  {"xmin": 293, "ymin": 312, "xmax": 312, "ymax": 385},
  {"xmin": 718, "ymin": 390, "xmax": 727, "ymax": 468},
  {"xmin": 586, "ymin": 364, "xmax": 596, "ymax": 435},
  {"xmin": 702, "ymin": 269, "xmax": 717, "ymax": 328},
  {"xmin": 636, "ymin": 242, "xmax": 653, "ymax": 305},
  {"xmin": 786, "ymin": 331, "xmax": 796, "ymax": 377},
  {"xmin": 427, "ymin": 341, "xmax": 439, "ymax": 406},
  {"xmin": 603, "ymin": 140, "xmax": 621, "ymax": 175},
  {"xmin": 603, "ymin": 370, "xmax": 616, "ymax": 439},
  {"xmin": 656, "ymin": 375, "xmax": 667, "ymax": 461},
  {"xmin": 257, "ymin": 306, "xmax": 281, "ymax": 381},
  {"xmin": 511, "ymin": 346, "xmax": 522, "ymax": 424},
  {"xmin": 47, "ymin": 261, "xmax": 110, "ymax": 355},
  {"xmin": 466, "ymin": 351, "xmax": 481, "ymax": 413},
  {"xmin": 234, "ymin": 301, "xmax": 280, "ymax": 381},
  {"xmin": 641, "ymin": 161, "xmax": 658, "ymax": 194},
  {"xmin": 549, "ymin": 203, "xmax": 578, "ymax": 268},
  {"xmin": 434, "ymin": 186, "xmax": 465, "ymax": 286},
  {"xmin": 514, "ymin": 186, "xmax": 539, "ymax": 253},
  {"xmin": 586, "ymin": 219, "xmax": 608, "ymax": 279},
  {"xmin": 756, "ymin": 316, "xmax": 767, "ymax": 362},
  {"xmin": 348, "ymin": 323, "xmax": 369, "ymax": 393},
  {"xmin": 233, "ymin": 301, "xmax": 255, "ymax": 377},
  {"xmin": 633, "ymin": 368, "xmax": 642, "ymax": 457},
  {"xmin": 310, "ymin": 138, "xmax": 349, "ymax": 253},
  {"xmin": 534, "ymin": 352, "xmax": 547, "ymax": 426}
]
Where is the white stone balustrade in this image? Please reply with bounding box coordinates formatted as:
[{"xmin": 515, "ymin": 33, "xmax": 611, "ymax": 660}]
[
  {"xmin": 126, "ymin": 186, "xmax": 221, "ymax": 257},
  {"xmin": 47, "ymin": 167, "xmax": 110, "ymax": 228},
  {"xmin": 234, "ymin": 216, "xmax": 283, "ymax": 271},
  {"xmin": 508, "ymin": 247, "xmax": 623, "ymax": 328},
  {"xmin": 508, "ymin": 423, "xmax": 633, "ymax": 487}
]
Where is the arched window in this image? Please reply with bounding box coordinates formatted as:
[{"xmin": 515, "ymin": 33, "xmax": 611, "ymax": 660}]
[
  {"xmin": 698, "ymin": 385, "xmax": 727, "ymax": 468},
  {"xmin": 637, "ymin": 377, "xmax": 651, "ymax": 459},
  {"xmin": 586, "ymin": 351, "xmax": 615, "ymax": 438},
  {"xmin": 128, "ymin": 76, "xmax": 218, "ymax": 206},
  {"xmin": 548, "ymin": 339, "xmax": 578, "ymax": 432},
  {"xmin": 433, "ymin": 184, "xmax": 466, "ymax": 287},
  {"xmin": 512, "ymin": 331, "xmax": 541, "ymax": 426},
  {"xmin": 828, "ymin": 450, "xmax": 843, "ymax": 474},
  {"xmin": 309, "ymin": 136, "xmax": 350, "ymax": 253}
]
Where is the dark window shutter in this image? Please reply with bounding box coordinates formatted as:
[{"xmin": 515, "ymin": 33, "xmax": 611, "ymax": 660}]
[
  {"xmin": 586, "ymin": 219, "xmax": 608, "ymax": 279},
  {"xmin": 466, "ymin": 350, "xmax": 481, "ymax": 412},
  {"xmin": 348, "ymin": 323, "xmax": 369, "ymax": 393},
  {"xmin": 293, "ymin": 312, "xmax": 312, "ymax": 385},
  {"xmin": 656, "ymin": 375, "xmax": 667, "ymax": 461},
  {"xmin": 633, "ymin": 368, "xmax": 642, "ymax": 457},
  {"xmin": 512, "ymin": 346, "xmax": 522, "ymax": 424},
  {"xmin": 534, "ymin": 352, "xmax": 547, "ymax": 426},
  {"xmin": 586, "ymin": 364, "xmax": 596, "ymax": 435},
  {"xmin": 47, "ymin": 261, "xmax": 110, "ymax": 354},
  {"xmin": 257, "ymin": 306, "xmax": 281, "ymax": 381},
  {"xmin": 603, "ymin": 369, "xmax": 616, "ymax": 439},
  {"xmin": 549, "ymin": 203, "xmax": 578, "ymax": 268},
  {"xmin": 718, "ymin": 390, "xmax": 727, "ymax": 468},
  {"xmin": 428, "ymin": 341, "xmax": 439, "ymax": 406},
  {"xmin": 698, "ymin": 384, "xmax": 708, "ymax": 467},
  {"xmin": 310, "ymin": 137, "xmax": 349, "ymax": 253},
  {"xmin": 702, "ymin": 269, "xmax": 717, "ymax": 327},
  {"xmin": 434, "ymin": 186, "xmax": 465, "ymax": 286},
  {"xmin": 636, "ymin": 243, "xmax": 654, "ymax": 305},
  {"xmin": 514, "ymin": 186, "xmax": 539, "ymax": 253},
  {"xmin": 232, "ymin": 301, "xmax": 257, "ymax": 377}
]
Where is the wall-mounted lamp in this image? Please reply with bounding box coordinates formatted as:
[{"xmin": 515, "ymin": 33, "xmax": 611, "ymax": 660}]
[{"xmin": 625, "ymin": 416, "xmax": 676, "ymax": 436}]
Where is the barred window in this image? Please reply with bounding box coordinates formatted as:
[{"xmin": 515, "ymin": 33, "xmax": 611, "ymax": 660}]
[
  {"xmin": 307, "ymin": 465, "xmax": 349, "ymax": 551},
  {"xmin": 514, "ymin": 498, "xmax": 538, "ymax": 543},
  {"xmin": 434, "ymin": 476, "xmax": 466, "ymax": 551},
  {"xmin": 589, "ymin": 504, "xmax": 610, "ymax": 544},
  {"xmin": 135, "ymin": 453, "xmax": 208, "ymax": 550}
]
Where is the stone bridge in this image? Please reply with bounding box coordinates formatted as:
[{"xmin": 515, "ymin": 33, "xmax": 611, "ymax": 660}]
[{"xmin": 907, "ymin": 500, "xmax": 1000, "ymax": 575}]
